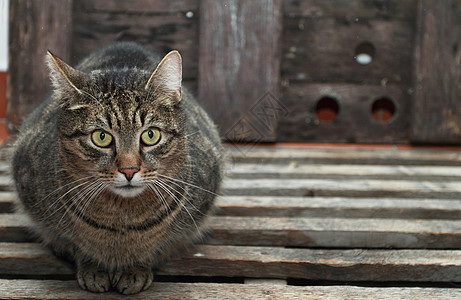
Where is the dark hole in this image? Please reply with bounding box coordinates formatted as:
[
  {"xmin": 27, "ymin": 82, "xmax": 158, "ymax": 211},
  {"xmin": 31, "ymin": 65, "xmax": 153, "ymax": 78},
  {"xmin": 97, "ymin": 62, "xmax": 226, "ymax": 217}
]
[
  {"xmin": 371, "ymin": 97, "xmax": 396, "ymax": 123},
  {"xmin": 316, "ymin": 97, "xmax": 339, "ymax": 122},
  {"xmin": 354, "ymin": 42, "xmax": 375, "ymax": 65}
]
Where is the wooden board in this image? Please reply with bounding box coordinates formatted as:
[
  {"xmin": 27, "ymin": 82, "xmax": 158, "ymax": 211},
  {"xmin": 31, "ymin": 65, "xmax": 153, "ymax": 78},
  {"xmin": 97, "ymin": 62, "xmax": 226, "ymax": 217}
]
[
  {"xmin": 278, "ymin": 83, "xmax": 411, "ymax": 143},
  {"xmin": 7, "ymin": 0, "xmax": 72, "ymax": 131},
  {"xmin": 411, "ymin": 0, "xmax": 461, "ymax": 143},
  {"xmin": 72, "ymin": 0, "xmax": 199, "ymax": 80},
  {"xmin": 1, "ymin": 280, "xmax": 460, "ymax": 300},
  {"xmin": 198, "ymin": 0, "xmax": 284, "ymax": 142},
  {"xmin": 1, "ymin": 243, "xmax": 461, "ymax": 282},
  {"xmin": 281, "ymin": 0, "xmax": 417, "ymax": 85}
]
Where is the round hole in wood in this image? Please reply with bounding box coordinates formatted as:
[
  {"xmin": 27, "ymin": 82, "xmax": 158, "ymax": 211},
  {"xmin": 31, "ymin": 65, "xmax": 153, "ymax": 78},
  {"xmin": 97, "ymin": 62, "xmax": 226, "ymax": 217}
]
[
  {"xmin": 354, "ymin": 42, "xmax": 375, "ymax": 65},
  {"xmin": 371, "ymin": 97, "xmax": 396, "ymax": 123},
  {"xmin": 316, "ymin": 96, "xmax": 339, "ymax": 122}
]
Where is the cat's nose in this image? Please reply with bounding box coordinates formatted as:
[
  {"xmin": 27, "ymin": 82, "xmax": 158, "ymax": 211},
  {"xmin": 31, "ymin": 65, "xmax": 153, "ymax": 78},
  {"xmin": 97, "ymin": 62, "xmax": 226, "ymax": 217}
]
[{"xmin": 118, "ymin": 167, "xmax": 140, "ymax": 181}]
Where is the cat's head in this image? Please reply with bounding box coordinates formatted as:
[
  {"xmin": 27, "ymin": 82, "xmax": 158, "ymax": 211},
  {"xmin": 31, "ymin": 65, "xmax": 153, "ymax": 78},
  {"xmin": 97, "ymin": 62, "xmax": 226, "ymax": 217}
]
[{"xmin": 46, "ymin": 49, "xmax": 187, "ymax": 198}]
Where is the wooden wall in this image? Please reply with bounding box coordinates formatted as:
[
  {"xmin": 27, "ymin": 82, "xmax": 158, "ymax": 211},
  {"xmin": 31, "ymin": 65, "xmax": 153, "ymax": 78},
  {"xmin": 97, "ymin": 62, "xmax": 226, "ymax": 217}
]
[{"xmin": 7, "ymin": 0, "xmax": 461, "ymax": 144}]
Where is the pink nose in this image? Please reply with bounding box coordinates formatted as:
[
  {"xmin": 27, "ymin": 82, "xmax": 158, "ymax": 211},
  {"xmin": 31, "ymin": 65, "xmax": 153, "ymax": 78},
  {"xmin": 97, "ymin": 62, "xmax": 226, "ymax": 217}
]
[{"xmin": 118, "ymin": 168, "xmax": 140, "ymax": 181}]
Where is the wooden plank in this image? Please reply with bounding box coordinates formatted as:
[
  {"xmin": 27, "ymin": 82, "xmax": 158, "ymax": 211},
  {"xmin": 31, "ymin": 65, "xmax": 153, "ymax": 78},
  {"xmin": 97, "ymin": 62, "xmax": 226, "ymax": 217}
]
[
  {"xmin": 1, "ymin": 243, "xmax": 460, "ymax": 282},
  {"xmin": 0, "ymin": 280, "xmax": 460, "ymax": 300},
  {"xmin": 222, "ymin": 178, "xmax": 461, "ymax": 198},
  {"xmin": 283, "ymin": 0, "xmax": 418, "ymax": 20},
  {"xmin": 0, "ymin": 243, "xmax": 74, "ymax": 276},
  {"xmin": 4, "ymin": 214, "xmax": 461, "ymax": 248},
  {"xmin": 228, "ymin": 163, "xmax": 461, "ymax": 180},
  {"xmin": 411, "ymin": 0, "xmax": 461, "ymax": 144},
  {"xmin": 72, "ymin": 2, "xmax": 198, "ymax": 80},
  {"xmin": 0, "ymin": 214, "xmax": 32, "ymax": 242},
  {"xmin": 73, "ymin": 0, "xmax": 198, "ymax": 13},
  {"xmin": 0, "ymin": 192, "xmax": 16, "ymax": 213},
  {"xmin": 3, "ymin": 194, "xmax": 461, "ymax": 220},
  {"xmin": 226, "ymin": 146, "xmax": 461, "ymax": 166},
  {"xmin": 278, "ymin": 83, "xmax": 410, "ymax": 143},
  {"xmin": 198, "ymin": 0, "xmax": 283, "ymax": 141},
  {"xmin": 7, "ymin": 0, "xmax": 72, "ymax": 131},
  {"xmin": 281, "ymin": 10, "xmax": 417, "ymax": 85},
  {"xmin": 207, "ymin": 216, "xmax": 461, "ymax": 249},
  {"xmin": 217, "ymin": 196, "xmax": 461, "ymax": 219}
]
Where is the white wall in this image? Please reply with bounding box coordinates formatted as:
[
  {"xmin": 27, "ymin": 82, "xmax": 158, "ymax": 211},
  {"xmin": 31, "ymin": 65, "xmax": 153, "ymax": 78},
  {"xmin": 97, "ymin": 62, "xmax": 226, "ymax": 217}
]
[{"xmin": 0, "ymin": 0, "xmax": 8, "ymax": 72}]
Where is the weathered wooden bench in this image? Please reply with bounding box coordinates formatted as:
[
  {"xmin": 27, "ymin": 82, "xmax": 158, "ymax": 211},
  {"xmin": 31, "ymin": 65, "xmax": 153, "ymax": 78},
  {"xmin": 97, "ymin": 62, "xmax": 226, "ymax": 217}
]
[{"xmin": 0, "ymin": 144, "xmax": 460, "ymax": 299}]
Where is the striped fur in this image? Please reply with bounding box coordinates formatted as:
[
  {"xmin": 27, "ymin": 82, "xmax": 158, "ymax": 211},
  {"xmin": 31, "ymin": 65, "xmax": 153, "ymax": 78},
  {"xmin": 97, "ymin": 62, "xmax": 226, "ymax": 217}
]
[{"xmin": 12, "ymin": 43, "xmax": 224, "ymax": 294}]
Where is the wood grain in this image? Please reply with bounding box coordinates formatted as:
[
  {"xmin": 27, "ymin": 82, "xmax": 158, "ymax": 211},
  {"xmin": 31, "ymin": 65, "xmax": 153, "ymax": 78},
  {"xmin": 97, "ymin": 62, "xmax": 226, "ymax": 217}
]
[
  {"xmin": 227, "ymin": 145, "xmax": 461, "ymax": 165},
  {"xmin": 3, "ymin": 214, "xmax": 461, "ymax": 249},
  {"xmin": 281, "ymin": 6, "xmax": 417, "ymax": 85},
  {"xmin": 198, "ymin": 0, "xmax": 283, "ymax": 141},
  {"xmin": 217, "ymin": 196, "xmax": 461, "ymax": 219},
  {"xmin": 278, "ymin": 83, "xmax": 411, "ymax": 143},
  {"xmin": 7, "ymin": 0, "xmax": 72, "ymax": 131},
  {"xmin": 1, "ymin": 243, "xmax": 460, "ymax": 282},
  {"xmin": 72, "ymin": 0, "xmax": 198, "ymax": 80},
  {"xmin": 0, "ymin": 280, "xmax": 459, "ymax": 300},
  {"xmin": 411, "ymin": 0, "xmax": 461, "ymax": 143},
  {"xmin": 222, "ymin": 178, "xmax": 461, "ymax": 198},
  {"xmin": 228, "ymin": 163, "xmax": 461, "ymax": 180}
]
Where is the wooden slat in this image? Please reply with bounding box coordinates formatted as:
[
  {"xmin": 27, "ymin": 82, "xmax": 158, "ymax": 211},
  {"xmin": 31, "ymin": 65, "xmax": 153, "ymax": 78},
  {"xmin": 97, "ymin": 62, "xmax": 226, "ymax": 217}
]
[
  {"xmin": 198, "ymin": 0, "xmax": 283, "ymax": 141},
  {"xmin": 0, "ymin": 192, "xmax": 16, "ymax": 213},
  {"xmin": 2, "ymin": 243, "xmax": 460, "ymax": 282},
  {"xmin": 72, "ymin": 1, "xmax": 198, "ymax": 80},
  {"xmin": 3, "ymin": 214, "xmax": 461, "ymax": 249},
  {"xmin": 3, "ymin": 193, "xmax": 461, "ymax": 220},
  {"xmin": 278, "ymin": 83, "xmax": 411, "ymax": 143},
  {"xmin": 208, "ymin": 216, "xmax": 461, "ymax": 249},
  {"xmin": 411, "ymin": 0, "xmax": 461, "ymax": 143},
  {"xmin": 217, "ymin": 196, "xmax": 461, "ymax": 219},
  {"xmin": 281, "ymin": 7, "xmax": 416, "ymax": 85},
  {"xmin": 0, "ymin": 280, "xmax": 459, "ymax": 300},
  {"xmin": 226, "ymin": 146, "xmax": 461, "ymax": 165},
  {"xmin": 222, "ymin": 178, "xmax": 461, "ymax": 198},
  {"xmin": 73, "ymin": 0, "xmax": 198, "ymax": 13},
  {"xmin": 8, "ymin": 0, "xmax": 72, "ymax": 130},
  {"xmin": 228, "ymin": 163, "xmax": 461, "ymax": 180}
]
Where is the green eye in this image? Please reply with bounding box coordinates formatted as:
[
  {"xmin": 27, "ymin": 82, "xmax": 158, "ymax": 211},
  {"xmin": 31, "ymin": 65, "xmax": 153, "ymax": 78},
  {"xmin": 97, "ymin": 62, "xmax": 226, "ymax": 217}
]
[
  {"xmin": 141, "ymin": 128, "xmax": 161, "ymax": 146},
  {"xmin": 91, "ymin": 130, "xmax": 113, "ymax": 148}
]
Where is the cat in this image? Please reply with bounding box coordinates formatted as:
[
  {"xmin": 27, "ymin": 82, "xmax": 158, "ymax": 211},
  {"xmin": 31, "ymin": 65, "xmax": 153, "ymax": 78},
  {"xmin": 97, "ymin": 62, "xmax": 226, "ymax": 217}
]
[{"xmin": 12, "ymin": 42, "xmax": 224, "ymax": 294}]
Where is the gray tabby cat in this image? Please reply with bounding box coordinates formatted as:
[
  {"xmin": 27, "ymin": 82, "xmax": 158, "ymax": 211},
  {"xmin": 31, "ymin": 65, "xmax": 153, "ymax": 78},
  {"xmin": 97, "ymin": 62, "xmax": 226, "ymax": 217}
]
[{"xmin": 12, "ymin": 42, "xmax": 224, "ymax": 294}]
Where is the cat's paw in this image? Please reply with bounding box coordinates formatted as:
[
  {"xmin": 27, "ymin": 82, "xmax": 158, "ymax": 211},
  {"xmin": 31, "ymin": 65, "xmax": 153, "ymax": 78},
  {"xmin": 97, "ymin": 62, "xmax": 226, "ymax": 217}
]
[
  {"xmin": 111, "ymin": 266, "xmax": 154, "ymax": 295},
  {"xmin": 77, "ymin": 265, "xmax": 111, "ymax": 293}
]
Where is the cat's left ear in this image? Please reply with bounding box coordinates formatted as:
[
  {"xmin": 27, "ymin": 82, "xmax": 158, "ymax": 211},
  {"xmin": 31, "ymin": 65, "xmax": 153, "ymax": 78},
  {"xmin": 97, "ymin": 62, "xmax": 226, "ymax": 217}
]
[
  {"xmin": 46, "ymin": 51, "xmax": 86, "ymax": 97},
  {"xmin": 145, "ymin": 50, "xmax": 182, "ymax": 105}
]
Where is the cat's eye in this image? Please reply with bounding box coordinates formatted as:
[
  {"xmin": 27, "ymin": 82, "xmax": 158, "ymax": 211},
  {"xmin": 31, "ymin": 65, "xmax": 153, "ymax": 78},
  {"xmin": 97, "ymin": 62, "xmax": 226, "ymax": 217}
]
[
  {"xmin": 141, "ymin": 128, "xmax": 161, "ymax": 146},
  {"xmin": 91, "ymin": 130, "xmax": 113, "ymax": 148}
]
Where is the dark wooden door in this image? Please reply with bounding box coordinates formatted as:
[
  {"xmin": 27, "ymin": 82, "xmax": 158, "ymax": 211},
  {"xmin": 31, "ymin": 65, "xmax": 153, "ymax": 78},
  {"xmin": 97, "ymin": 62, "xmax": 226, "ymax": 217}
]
[{"xmin": 8, "ymin": 0, "xmax": 461, "ymax": 144}]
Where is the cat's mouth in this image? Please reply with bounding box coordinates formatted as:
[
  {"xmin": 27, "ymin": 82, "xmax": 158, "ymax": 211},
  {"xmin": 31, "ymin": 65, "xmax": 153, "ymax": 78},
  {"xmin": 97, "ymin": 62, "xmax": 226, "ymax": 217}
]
[{"xmin": 111, "ymin": 184, "xmax": 145, "ymax": 198}]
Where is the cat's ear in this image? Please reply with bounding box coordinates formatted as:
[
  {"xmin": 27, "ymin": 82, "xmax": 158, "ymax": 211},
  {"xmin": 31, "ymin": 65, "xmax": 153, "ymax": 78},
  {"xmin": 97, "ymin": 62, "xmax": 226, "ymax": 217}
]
[
  {"xmin": 145, "ymin": 50, "xmax": 182, "ymax": 105},
  {"xmin": 46, "ymin": 51, "xmax": 86, "ymax": 97}
]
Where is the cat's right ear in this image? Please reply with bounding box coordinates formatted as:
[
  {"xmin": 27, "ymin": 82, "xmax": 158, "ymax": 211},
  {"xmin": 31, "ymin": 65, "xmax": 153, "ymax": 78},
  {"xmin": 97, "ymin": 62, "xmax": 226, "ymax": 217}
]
[{"xmin": 46, "ymin": 51, "xmax": 86, "ymax": 98}]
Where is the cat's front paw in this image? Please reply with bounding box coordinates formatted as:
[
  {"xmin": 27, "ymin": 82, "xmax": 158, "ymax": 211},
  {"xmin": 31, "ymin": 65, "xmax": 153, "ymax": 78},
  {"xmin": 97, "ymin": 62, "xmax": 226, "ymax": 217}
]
[
  {"xmin": 111, "ymin": 266, "xmax": 154, "ymax": 295},
  {"xmin": 77, "ymin": 265, "xmax": 110, "ymax": 293}
]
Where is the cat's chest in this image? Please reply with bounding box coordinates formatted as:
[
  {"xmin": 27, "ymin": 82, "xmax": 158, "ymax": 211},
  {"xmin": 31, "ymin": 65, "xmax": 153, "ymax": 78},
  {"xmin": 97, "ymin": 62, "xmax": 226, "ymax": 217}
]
[{"xmin": 69, "ymin": 216, "xmax": 173, "ymax": 266}]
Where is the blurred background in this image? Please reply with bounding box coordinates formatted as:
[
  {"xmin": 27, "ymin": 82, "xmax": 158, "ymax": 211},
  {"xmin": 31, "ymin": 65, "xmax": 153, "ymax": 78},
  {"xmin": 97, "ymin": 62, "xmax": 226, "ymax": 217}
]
[{"xmin": 2, "ymin": 0, "xmax": 461, "ymax": 145}]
